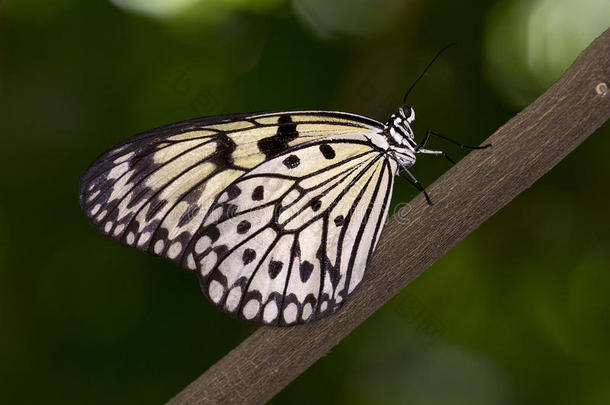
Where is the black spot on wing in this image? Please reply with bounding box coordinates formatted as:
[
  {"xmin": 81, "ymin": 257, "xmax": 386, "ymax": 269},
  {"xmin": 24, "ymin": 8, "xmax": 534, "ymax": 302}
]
[
  {"xmin": 310, "ymin": 197, "xmax": 322, "ymax": 212},
  {"xmin": 242, "ymin": 248, "xmax": 256, "ymax": 265},
  {"xmin": 214, "ymin": 244, "xmax": 229, "ymax": 259},
  {"xmin": 252, "ymin": 185, "xmax": 264, "ymax": 201},
  {"xmin": 299, "ymin": 260, "xmax": 314, "ymax": 282},
  {"xmin": 319, "ymin": 144, "xmax": 336, "ymax": 159},
  {"xmin": 268, "ymin": 260, "xmax": 283, "ymax": 279},
  {"xmin": 226, "ymin": 184, "xmax": 241, "ymax": 200},
  {"xmin": 282, "ymin": 154, "xmax": 300, "ymax": 169},
  {"xmin": 257, "ymin": 115, "xmax": 299, "ymax": 159},
  {"xmin": 211, "ymin": 133, "xmax": 236, "ymax": 168},
  {"xmin": 236, "ymin": 220, "xmax": 251, "ymax": 234},
  {"xmin": 334, "ymin": 215, "xmax": 344, "ymax": 227}
]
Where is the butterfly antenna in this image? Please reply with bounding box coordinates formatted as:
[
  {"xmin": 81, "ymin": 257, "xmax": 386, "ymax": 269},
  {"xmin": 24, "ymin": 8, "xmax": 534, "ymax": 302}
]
[{"xmin": 403, "ymin": 43, "xmax": 456, "ymax": 104}]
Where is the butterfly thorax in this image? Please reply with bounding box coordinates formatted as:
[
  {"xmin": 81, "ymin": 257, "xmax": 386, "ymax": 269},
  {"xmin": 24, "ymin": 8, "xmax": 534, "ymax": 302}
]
[{"xmin": 384, "ymin": 105, "xmax": 417, "ymax": 169}]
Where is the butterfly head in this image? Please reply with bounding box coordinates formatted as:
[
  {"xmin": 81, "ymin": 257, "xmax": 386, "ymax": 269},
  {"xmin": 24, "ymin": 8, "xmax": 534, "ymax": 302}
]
[
  {"xmin": 399, "ymin": 105, "xmax": 416, "ymax": 128},
  {"xmin": 382, "ymin": 105, "xmax": 419, "ymax": 168},
  {"xmin": 386, "ymin": 104, "xmax": 416, "ymax": 142}
]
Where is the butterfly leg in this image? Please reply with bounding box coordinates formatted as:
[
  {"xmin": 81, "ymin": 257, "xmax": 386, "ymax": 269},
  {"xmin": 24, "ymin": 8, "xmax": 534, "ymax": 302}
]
[
  {"xmin": 418, "ymin": 130, "xmax": 492, "ymax": 150},
  {"xmin": 400, "ymin": 169, "xmax": 432, "ymax": 205},
  {"xmin": 416, "ymin": 147, "xmax": 456, "ymax": 164},
  {"xmin": 416, "ymin": 130, "xmax": 491, "ymax": 164},
  {"xmin": 416, "ymin": 130, "xmax": 434, "ymax": 150}
]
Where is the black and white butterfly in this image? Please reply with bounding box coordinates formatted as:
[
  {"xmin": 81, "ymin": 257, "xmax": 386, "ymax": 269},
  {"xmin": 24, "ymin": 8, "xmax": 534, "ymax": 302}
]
[{"xmin": 79, "ymin": 46, "xmax": 488, "ymax": 326}]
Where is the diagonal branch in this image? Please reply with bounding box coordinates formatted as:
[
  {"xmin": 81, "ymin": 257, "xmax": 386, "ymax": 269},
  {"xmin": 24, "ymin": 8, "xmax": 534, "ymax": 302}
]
[{"xmin": 168, "ymin": 27, "xmax": 610, "ymax": 405}]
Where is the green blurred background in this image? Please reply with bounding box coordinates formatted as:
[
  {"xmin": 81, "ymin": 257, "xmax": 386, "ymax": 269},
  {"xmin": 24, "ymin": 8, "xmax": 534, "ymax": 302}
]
[{"xmin": 1, "ymin": 0, "xmax": 609, "ymax": 404}]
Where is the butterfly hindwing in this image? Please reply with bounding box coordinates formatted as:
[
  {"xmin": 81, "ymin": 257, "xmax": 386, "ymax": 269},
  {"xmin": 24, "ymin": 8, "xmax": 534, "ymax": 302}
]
[
  {"xmin": 190, "ymin": 138, "xmax": 396, "ymax": 325},
  {"xmin": 79, "ymin": 110, "xmax": 394, "ymax": 325}
]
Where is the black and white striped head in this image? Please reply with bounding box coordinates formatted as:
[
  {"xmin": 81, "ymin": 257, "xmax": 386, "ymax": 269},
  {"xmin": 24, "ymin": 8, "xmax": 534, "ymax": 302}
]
[
  {"xmin": 386, "ymin": 104, "xmax": 416, "ymax": 144},
  {"xmin": 384, "ymin": 104, "xmax": 418, "ymax": 168},
  {"xmin": 398, "ymin": 105, "xmax": 415, "ymax": 131}
]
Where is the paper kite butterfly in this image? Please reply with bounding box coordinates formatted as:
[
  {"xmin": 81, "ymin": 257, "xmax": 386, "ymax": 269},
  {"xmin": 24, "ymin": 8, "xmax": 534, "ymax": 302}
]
[{"xmin": 79, "ymin": 46, "xmax": 488, "ymax": 326}]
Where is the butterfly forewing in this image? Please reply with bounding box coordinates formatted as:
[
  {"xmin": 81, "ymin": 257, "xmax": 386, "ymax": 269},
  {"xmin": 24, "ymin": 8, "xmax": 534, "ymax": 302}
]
[{"xmin": 79, "ymin": 110, "xmax": 395, "ymax": 325}]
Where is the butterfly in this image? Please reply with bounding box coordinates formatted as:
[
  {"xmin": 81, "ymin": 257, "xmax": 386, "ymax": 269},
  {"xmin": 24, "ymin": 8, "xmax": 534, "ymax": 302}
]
[{"xmin": 79, "ymin": 46, "xmax": 488, "ymax": 326}]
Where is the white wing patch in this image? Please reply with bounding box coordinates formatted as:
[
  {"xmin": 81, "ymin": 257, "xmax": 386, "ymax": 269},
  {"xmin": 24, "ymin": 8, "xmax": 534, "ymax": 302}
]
[
  {"xmin": 189, "ymin": 139, "xmax": 396, "ymax": 325},
  {"xmin": 79, "ymin": 111, "xmax": 395, "ymax": 326}
]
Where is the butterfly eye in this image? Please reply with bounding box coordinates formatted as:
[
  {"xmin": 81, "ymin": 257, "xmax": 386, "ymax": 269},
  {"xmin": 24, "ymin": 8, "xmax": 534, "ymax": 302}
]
[{"xmin": 401, "ymin": 105, "xmax": 412, "ymax": 119}]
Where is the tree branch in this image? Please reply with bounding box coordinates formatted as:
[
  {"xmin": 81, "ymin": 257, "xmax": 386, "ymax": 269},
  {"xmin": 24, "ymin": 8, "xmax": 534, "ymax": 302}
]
[{"xmin": 168, "ymin": 27, "xmax": 610, "ymax": 405}]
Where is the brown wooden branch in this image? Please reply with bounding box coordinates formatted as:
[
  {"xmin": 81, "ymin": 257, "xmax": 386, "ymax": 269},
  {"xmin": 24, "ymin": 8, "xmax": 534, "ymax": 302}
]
[{"xmin": 167, "ymin": 27, "xmax": 610, "ymax": 405}]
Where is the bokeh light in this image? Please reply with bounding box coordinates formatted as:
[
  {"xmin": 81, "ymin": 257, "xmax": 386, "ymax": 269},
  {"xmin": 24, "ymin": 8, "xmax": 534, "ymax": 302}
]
[
  {"xmin": 109, "ymin": 0, "xmax": 285, "ymax": 21},
  {"xmin": 484, "ymin": 0, "xmax": 610, "ymax": 107},
  {"xmin": 293, "ymin": 0, "xmax": 413, "ymax": 38},
  {"xmin": 109, "ymin": 0, "xmax": 201, "ymax": 19}
]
